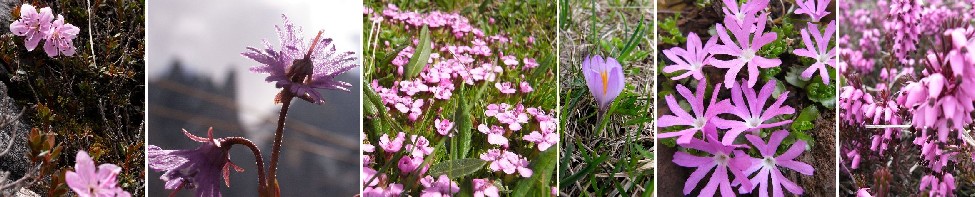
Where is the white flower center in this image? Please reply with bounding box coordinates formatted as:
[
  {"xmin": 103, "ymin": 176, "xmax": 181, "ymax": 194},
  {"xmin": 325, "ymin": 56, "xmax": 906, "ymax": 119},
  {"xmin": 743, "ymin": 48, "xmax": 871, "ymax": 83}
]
[
  {"xmin": 817, "ymin": 53, "xmax": 830, "ymax": 64},
  {"xmin": 693, "ymin": 117, "xmax": 707, "ymax": 129},
  {"xmin": 714, "ymin": 153, "xmax": 730, "ymax": 165},
  {"xmin": 745, "ymin": 117, "xmax": 762, "ymax": 128},
  {"xmin": 741, "ymin": 49, "xmax": 756, "ymax": 61},
  {"xmin": 762, "ymin": 156, "xmax": 776, "ymax": 168},
  {"xmin": 690, "ymin": 62, "xmax": 703, "ymax": 71},
  {"xmin": 735, "ymin": 13, "xmax": 745, "ymax": 22}
]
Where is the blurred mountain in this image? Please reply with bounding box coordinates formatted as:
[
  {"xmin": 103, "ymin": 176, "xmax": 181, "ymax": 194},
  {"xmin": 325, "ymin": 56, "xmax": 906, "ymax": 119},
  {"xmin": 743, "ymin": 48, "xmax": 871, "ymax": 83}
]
[{"xmin": 148, "ymin": 60, "xmax": 359, "ymax": 196}]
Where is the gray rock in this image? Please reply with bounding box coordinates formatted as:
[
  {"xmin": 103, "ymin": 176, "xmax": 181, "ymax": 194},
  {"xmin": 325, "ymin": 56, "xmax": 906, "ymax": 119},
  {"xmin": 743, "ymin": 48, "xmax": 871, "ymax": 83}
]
[{"xmin": 0, "ymin": 81, "xmax": 32, "ymax": 185}]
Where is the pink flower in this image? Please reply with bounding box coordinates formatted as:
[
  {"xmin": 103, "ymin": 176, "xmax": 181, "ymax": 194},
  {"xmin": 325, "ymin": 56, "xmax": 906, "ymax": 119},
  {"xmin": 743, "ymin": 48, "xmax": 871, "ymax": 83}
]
[
  {"xmin": 363, "ymin": 183, "xmax": 403, "ymax": 197},
  {"xmin": 721, "ymin": 0, "xmax": 768, "ymax": 26},
  {"xmin": 672, "ymin": 123, "xmax": 753, "ymax": 196},
  {"xmin": 794, "ymin": 21, "xmax": 836, "ymax": 84},
  {"xmin": 479, "ymin": 149, "xmax": 533, "ymax": 177},
  {"xmin": 582, "ymin": 55, "xmax": 625, "ymax": 111},
  {"xmin": 711, "ymin": 12, "xmax": 782, "ymax": 88},
  {"xmin": 523, "ymin": 58, "xmax": 539, "ymax": 69},
  {"xmin": 856, "ymin": 188, "xmax": 872, "ymax": 197},
  {"xmin": 741, "ymin": 130, "xmax": 814, "ymax": 196},
  {"xmin": 663, "ymin": 32, "xmax": 718, "ymax": 80},
  {"xmin": 394, "ymin": 98, "xmax": 424, "ymax": 121},
  {"xmin": 794, "ymin": 0, "xmax": 831, "ymax": 22},
  {"xmin": 658, "ymin": 79, "xmax": 731, "ymax": 144},
  {"xmin": 472, "ymin": 178, "xmax": 499, "ymax": 197},
  {"xmin": 406, "ymin": 135, "xmax": 434, "ymax": 157},
  {"xmin": 519, "ymin": 81, "xmax": 534, "ymax": 93},
  {"xmin": 66, "ymin": 151, "xmax": 131, "ymax": 197},
  {"xmin": 399, "ymin": 79, "xmax": 429, "ymax": 96},
  {"xmin": 420, "ymin": 175, "xmax": 460, "ymax": 197},
  {"xmin": 398, "ymin": 155, "xmax": 423, "ymax": 174},
  {"xmin": 501, "ymin": 55, "xmax": 519, "ymax": 66},
  {"xmin": 379, "ymin": 132, "xmax": 406, "ymax": 152},
  {"xmin": 8, "ymin": 4, "xmax": 53, "ymax": 51},
  {"xmin": 523, "ymin": 129, "xmax": 558, "ymax": 151},
  {"xmin": 478, "ymin": 124, "xmax": 508, "ymax": 146},
  {"xmin": 713, "ymin": 80, "xmax": 794, "ymax": 144},
  {"xmin": 435, "ymin": 118, "xmax": 454, "ymax": 136},
  {"xmin": 43, "ymin": 14, "xmax": 80, "ymax": 57},
  {"xmin": 493, "ymin": 82, "xmax": 515, "ymax": 94}
]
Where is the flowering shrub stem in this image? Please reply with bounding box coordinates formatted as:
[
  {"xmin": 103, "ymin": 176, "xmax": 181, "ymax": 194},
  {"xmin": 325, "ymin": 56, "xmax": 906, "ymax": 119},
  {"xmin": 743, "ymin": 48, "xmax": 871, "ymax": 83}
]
[
  {"xmin": 267, "ymin": 94, "xmax": 293, "ymax": 194},
  {"xmin": 221, "ymin": 137, "xmax": 268, "ymax": 196}
]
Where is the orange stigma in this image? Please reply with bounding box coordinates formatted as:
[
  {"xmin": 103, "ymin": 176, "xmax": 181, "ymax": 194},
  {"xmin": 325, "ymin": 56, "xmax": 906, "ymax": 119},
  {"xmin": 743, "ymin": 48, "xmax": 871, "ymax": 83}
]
[{"xmin": 600, "ymin": 70, "xmax": 608, "ymax": 95}]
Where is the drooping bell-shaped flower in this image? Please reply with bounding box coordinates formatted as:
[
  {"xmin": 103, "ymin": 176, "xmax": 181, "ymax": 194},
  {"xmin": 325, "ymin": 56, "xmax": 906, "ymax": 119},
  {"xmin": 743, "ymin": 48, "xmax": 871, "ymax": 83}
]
[
  {"xmin": 147, "ymin": 128, "xmax": 243, "ymax": 197},
  {"xmin": 582, "ymin": 55, "xmax": 625, "ymax": 112}
]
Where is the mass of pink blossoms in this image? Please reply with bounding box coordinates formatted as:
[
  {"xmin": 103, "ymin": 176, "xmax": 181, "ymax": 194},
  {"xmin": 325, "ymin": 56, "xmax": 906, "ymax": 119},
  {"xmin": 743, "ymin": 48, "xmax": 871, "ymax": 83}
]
[
  {"xmin": 8, "ymin": 4, "xmax": 80, "ymax": 57},
  {"xmin": 362, "ymin": 4, "xmax": 556, "ymax": 196},
  {"xmin": 660, "ymin": 0, "xmax": 826, "ymax": 196},
  {"xmin": 838, "ymin": 0, "xmax": 975, "ymax": 195}
]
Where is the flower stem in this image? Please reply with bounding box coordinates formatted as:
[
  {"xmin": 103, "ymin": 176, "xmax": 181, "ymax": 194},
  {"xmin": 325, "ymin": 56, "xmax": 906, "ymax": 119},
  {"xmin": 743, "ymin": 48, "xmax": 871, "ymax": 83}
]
[
  {"xmin": 268, "ymin": 95, "xmax": 293, "ymax": 189},
  {"xmin": 221, "ymin": 137, "xmax": 267, "ymax": 195}
]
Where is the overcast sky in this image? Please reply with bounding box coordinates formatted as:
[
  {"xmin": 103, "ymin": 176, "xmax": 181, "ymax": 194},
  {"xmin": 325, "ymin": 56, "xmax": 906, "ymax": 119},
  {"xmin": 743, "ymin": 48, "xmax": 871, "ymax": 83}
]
[{"xmin": 147, "ymin": 0, "xmax": 362, "ymax": 132}]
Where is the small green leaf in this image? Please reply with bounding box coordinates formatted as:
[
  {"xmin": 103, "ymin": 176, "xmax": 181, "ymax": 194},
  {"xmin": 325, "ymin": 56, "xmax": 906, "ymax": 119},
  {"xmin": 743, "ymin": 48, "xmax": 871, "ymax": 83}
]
[
  {"xmin": 427, "ymin": 158, "xmax": 487, "ymax": 179},
  {"xmin": 453, "ymin": 87, "xmax": 473, "ymax": 159},
  {"xmin": 404, "ymin": 26, "xmax": 432, "ymax": 79}
]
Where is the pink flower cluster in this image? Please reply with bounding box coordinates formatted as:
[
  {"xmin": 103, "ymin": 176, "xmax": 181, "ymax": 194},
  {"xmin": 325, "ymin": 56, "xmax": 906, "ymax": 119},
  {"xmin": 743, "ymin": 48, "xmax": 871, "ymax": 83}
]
[
  {"xmin": 660, "ymin": 0, "xmax": 824, "ymax": 195},
  {"xmin": 363, "ymin": 4, "xmax": 555, "ymax": 196},
  {"xmin": 8, "ymin": 4, "xmax": 80, "ymax": 57},
  {"xmin": 839, "ymin": 0, "xmax": 975, "ymax": 195}
]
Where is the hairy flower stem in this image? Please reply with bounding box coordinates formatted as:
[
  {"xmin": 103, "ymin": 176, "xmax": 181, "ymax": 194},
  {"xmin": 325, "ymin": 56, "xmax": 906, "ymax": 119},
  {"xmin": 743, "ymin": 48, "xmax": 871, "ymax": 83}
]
[
  {"xmin": 222, "ymin": 137, "xmax": 268, "ymax": 196},
  {"xmin": 267, "ymin": 95, "xmax": 293, "ymax": 194}
]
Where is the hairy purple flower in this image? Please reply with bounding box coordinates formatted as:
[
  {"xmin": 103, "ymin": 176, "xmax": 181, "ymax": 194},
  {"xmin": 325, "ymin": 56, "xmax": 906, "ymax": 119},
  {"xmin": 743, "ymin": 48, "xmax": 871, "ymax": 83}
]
[
  {"xmin": 148, "ymin": 128, "xmax": 242, "ymax": 197},
  {"xmin": 712, "ymin": 80, "xmax": 794, "ymax": 145},
  {"xmin": 658, "ymin": 79, "xmax": 732, "ymax": 144},
  {"xmin": 582, "ymin": 55, "xmax": 625, "ymax": 111},
  {"xmin": 43, "ymin": 14, "xmax": 80, "ymax": 57},
  {"xmin": 243, "ymin": 14, "xmax": 359, "ymax": 104},
  {"xmin": 8, "ymin": 4, "xmax": 53, "ymax": 51},
  {"xmin": 66, "ymin": 151, "xmax": 131, "ymax": 197},
  {"xmin": 794, "ymin": 21, "xmax": 836, "ymax": 84},
  {"xmin": 741, "ymin": 130, "xmax": 814, "ymax": 196},
  {"xmin": 712, "ymin": 12, "xmax": 782, "ymax": 89},
  {"xmin": 663, "ymin": 32, "xmax": 718, "ymax": 80}
]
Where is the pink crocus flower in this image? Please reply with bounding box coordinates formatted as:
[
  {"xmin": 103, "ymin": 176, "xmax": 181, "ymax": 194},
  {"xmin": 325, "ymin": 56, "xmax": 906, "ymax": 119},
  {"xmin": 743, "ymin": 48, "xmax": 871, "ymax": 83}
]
[
  {"xmin": 794, "ymin": 21, "xmax": 837, "ymax": 84},
  {"xmin": 66, "ymin": 151, "xmax": 131, "ymax": 197},
  {"xmin": 495, "ymin": 82, "xmax": 516, "ymax": 94},
  {"xmin": 713, "ymin": 80, "xmax": 794, "ymax": 144},
  {"xmin": 435, "ymin": 118, "xmax": 454, "ymax": 136},
  {"xmin": 742, "ymin": 130, "xmax": 814, "ymax": 196},
  {"xmin": 8, "ymin": 4, "xmax": 53, "ymax": 51},
  {"xmin": 472, "ymin": 178, "xmax": 500, "ymax": 197},
  {"xmin": 582, "ymin": 55, "xmax": 625, "ymax": 112},
  {"xmin": 794, "ymin": 0, "xmax": 831, "ymax": 22},
  {"xmin": 672, "ymin": 123, "xmax": 753, "ymax": 196},
  {"xmin": 658, "ymin": 79, "xmax": 732, "ymax": 144},
  {"xmin": 43, "ymin": 14, "xmax": 80, "ymax": 57},
  {"xmin": 663, "ymin": 32, "xmax": 718, "ymax": 80},
  {"xmin": 711, "ymin": 12, "xmax": 782, "ymax": 89},
  {"xmin": 478, "ymin": 124, "xmax": 508, "ymax": 147}
]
